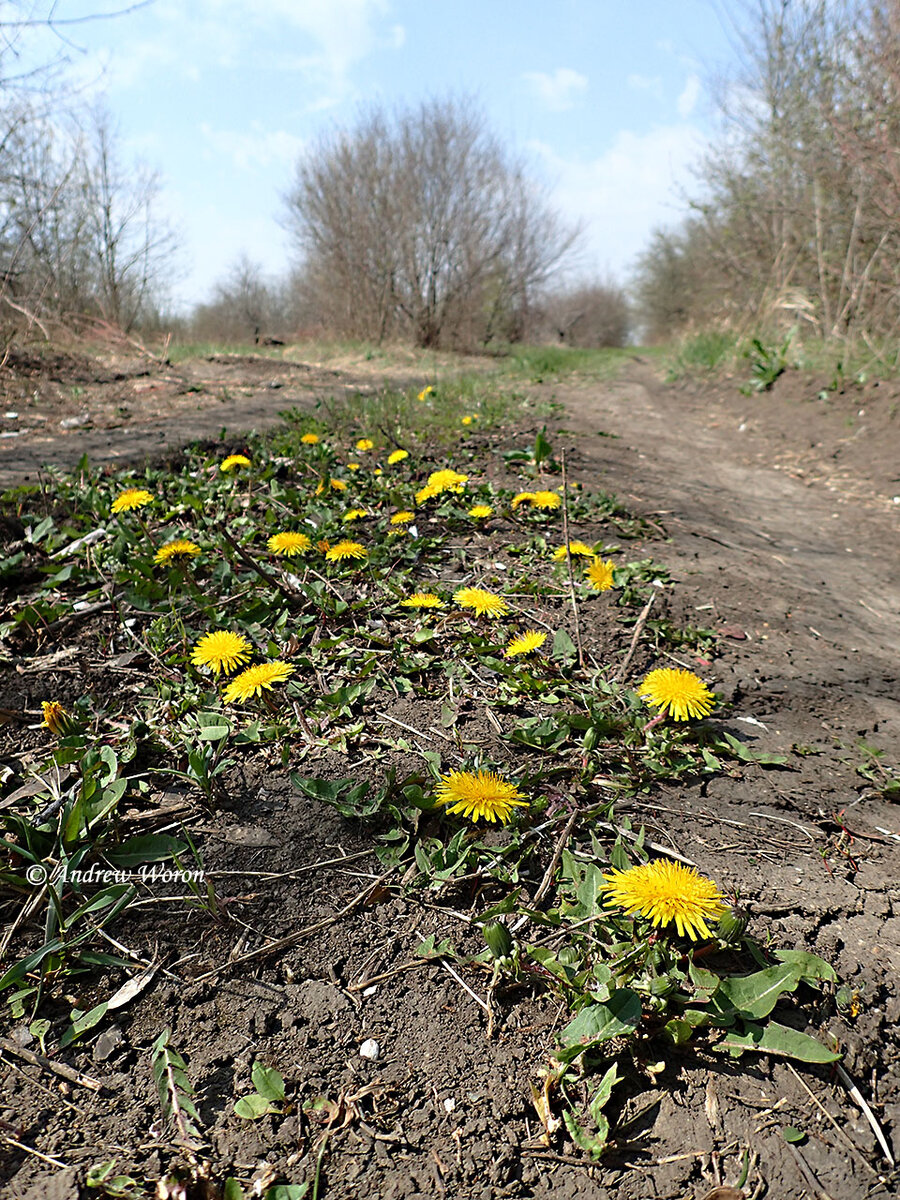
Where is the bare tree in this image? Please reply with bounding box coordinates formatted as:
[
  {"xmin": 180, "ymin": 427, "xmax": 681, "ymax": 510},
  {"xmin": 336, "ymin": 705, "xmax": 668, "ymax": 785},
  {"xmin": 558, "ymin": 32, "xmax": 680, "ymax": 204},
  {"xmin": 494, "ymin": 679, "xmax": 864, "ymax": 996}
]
[{"xmin": 284, "ymin": 97, "xmax": 580, "ymax": 348}]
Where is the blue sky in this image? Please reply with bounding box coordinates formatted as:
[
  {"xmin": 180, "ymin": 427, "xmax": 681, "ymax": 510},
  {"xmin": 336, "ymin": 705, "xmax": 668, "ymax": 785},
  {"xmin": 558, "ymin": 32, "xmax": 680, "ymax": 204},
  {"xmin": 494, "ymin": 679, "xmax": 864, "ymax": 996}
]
[{"xmin": 15, "ymin": 1, "xmax": 737, "ymax": 310}]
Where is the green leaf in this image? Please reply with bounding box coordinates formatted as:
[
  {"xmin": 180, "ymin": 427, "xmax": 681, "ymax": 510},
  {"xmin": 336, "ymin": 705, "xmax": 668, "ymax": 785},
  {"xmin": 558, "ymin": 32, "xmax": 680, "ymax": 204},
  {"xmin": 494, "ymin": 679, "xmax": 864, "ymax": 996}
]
[
  {"xmin": 265, "ymin": 1186, "xmax": 309, "ymax": 1200},
  {"xmin": 234, "ymin": 1094, "xmax": 278, "ymax": 1120},
  {"xmin": 106, "ymin": 834, "xmax": 188, "ymax": 866},
  {"xmin": 715, "ymin": 963, "xmax": 802, "ymax": 1020},
  {"xmin": 552, "ymin": 628, "xmax": 577, "ymax": 666},
  {"xmin": 59, "ymin": 1002, "xmax": 108, "ymax": 1049},
  {"xmin": 557, "ymin": 989, "xmax": 642, "ymax": 1062},
  {"xmin": 222, "ymin": 1181, "xmax": 245, "ymax": 1200},
  {"xmin": 717, "ymin": 1020, "xmax": 840, "ymax": 1063},
  {"xmin": 719, "ymin": 732, "xmax": 788, "ymax": 767},
  {"xmin": 774, "ymin": 949, "xmax": 837, "ymax": 985},
  {"xmin": 562, "ymin": 1109, "xmax": 609, "ymax": 1159},
  {"xmin": 251, "ymin": 1061, "xmax": 286, "ymax": 1102},
  {"xmin": 662, "ymin": 1018, "xmax": 694, "ymax": 1047},
  {"xmin": 782, "ymin": 1126, "xmax": 806, "ymax": 1143}
]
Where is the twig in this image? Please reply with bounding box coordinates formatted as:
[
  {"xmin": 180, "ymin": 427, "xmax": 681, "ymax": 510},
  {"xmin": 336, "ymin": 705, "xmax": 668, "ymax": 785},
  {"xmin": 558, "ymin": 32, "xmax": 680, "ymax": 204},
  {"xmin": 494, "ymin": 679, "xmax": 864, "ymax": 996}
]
[
  {"xmin": 378, "ymin": 711, "xmax": 453, "ymax": 743},
  {"xmin": 0, "ymin": 1037, "xmax": 103, "ymax": 1092},
  {"xmin": 836, "ymin": 1063, "xmax": 896, "ymax": 1167},
  {"xmin": 785, "ymin": 1139, "xmax": 834, "ymax": 1200},
  {"xmin": 191, "ymin": 871, "xmax": 394, "ymax": 981},
  {"xmin": 348, "ymin": 959, "xmax": 429, "ymax": 992},
  {"xmin": 2, "ymin": 1137, "xmax": 69, "ymax": 1169},
  {"xmin": 785, "ymin": 1063, "xmax": 877, "ymax": 1176},
  {"xmin": 614, "ymin": 590, "xmax": 656, "ymax": 682},
  {"xmin": 512, "ymin": 807, "xmax": 579, "ymax": 934},
  {"xmin": 559, "ymin": 450, "xmax": 585, "ymax": 669},
  {"xmin": 437, "ymin": 958, "xmax": 490, "ymax": 1014},
  {"xmin": 591, "ymin": 818, "xmax": 696, "ymax": 866}
]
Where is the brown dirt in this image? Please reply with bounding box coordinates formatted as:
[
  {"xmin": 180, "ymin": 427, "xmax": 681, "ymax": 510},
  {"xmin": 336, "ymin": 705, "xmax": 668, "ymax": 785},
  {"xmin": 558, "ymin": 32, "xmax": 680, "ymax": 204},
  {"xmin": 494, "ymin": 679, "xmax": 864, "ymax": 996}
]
[{"xmin": 1, "ymin": 351, "xmax": 900, "ymax": 1200}]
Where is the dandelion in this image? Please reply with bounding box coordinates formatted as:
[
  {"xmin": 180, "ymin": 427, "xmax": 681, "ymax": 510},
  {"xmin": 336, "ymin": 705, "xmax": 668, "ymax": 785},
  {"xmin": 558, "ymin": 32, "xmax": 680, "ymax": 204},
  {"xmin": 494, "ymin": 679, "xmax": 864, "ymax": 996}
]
[
  {"xmin": 401, "ymin": 592, "xmax": 444, "ymax": 609},
  {"xmin": 601, "ymin": 860, "xmax": 727, "ymax": 941},
  {"xmin": 154, "ymin": 539, "xmax": 201, "ymax": 566},
  {"xmin": 468, "ymin": 504, "xmax": 493, "ymax": 519},
  {"xmin": 316, "ymin": 478, "xmax": 348, "ymax": 495},
  {"xmin": 505, "ymin": 630, "xmax": 547, "ymax": 658},
  {"xmin": 427, "ymin": 468, "xmax": 468, "ymax": 492},
  {"xmin": 316, "ymin": 539, "xmax": 331, "ymax": 553},
  {"xmin": 111, "ymin": 488, "xmax": 153, "ymax": 514},
  {"xmin": 41, "ymin": 700, "xmax": 76, "ymax": 736},
  {"xmin": 342, "ymin": 509, "xmax": 368, "ymax": 522},
  {"xmin": 531, "ymin": 490, "xmax": 563, "ymax": 510},
  {"xmin": 391, "ymin": 510, "xmax": 415, "ymax": 525},
  {"xmin": 325, "ymin": 540, "xmax": 367, "ymax": 562},
  {"xmin": 374, "ymin": 468, "xmax": 383, "ymax": 476},
  {"xmin": 415, "ymin": 483, "xmax": 441, "ymax": 504},
  {"xmin": 454, "ymin": 587, "xmax": 509, "ymax": 618},
  {"xmin": 346, "ymin": 462, "xmax": 361, "ymax": 472},
  {"xmin": 356, "ymin": 438, "xmax": 374, "ymax": 452},
  {"xmin": 191, "ymin": 630, "xmax": 252, "ymax": 676},
  {"xmin": 387, "ymin": 449, "xmax": 409, "ymax": 465},
  {"xmin": 461, "ymin": 414, "xmax": 478, "ymax": 426},
  {"xmin": 638, "ymin": 668, "xmax": 715, "ymax": 722},
  {"xmin": 435, "ymin": 770, "xmax": 528, "ymax": 824},
  {"xmin": 267, "ymin": 531, "xmax": 312, "ymax": 556},
  {"xmin": 300, "ymin": 433, "xmax": 320, "ymax": 445},
  {"xmin": 220, "ymin": 454, "xmax": 251, "ymax": 473},
  {"xmin": 511, "ymin": 491, "xmax": 535, "ymax": 509},
  {"xmin": 223, "ymin": 660, "xmax": 294, "ymax": 704},
  {"xmin": 586, "ymin": 558, "xmax": 616, "ymax": 591},
  {"xmin": 552, "ymin": 540, "xmax": 596, "ymax": 561},
  {"xmin": 417, "ymin": 385, "xmax": 435, "ymax": 401}
]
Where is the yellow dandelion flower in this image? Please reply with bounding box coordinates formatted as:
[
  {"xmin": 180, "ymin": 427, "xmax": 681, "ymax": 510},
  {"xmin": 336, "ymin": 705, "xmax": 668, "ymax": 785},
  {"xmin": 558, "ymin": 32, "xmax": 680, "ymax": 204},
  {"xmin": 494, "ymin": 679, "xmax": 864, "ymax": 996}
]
[
  {"xmin": 602, "ymin": 860, "xmax": 727, "ymax": 941},
  {"xmin": 316, "ymin": 539, "xmax": 331, "ymax": 553},
  {"xmin": 374, "ymin": 468, "xmax": 383, "ymax": 476},
  {"xmin": 511, "ymin": 491, "xmax": 535, "ymax": 509},
  {"xmin": 415, "ymin": 483, "xmax": 441, "ymax": 504},
  {"xmin": 342, "ymin": 509, "xmax": 368, "ymax": 522},
  {"xmin": 191, "ymin": 630, "xmax": 252, "ymax": 676},
  {"xmin": 300, "ymin": 433, "xmax": 320, "ymax": 445},
  {"xmin": 387, "ymin": 449, "xmax": 409, "ymax": 465},
  {"xmin": 638, "ymin": 668, "xmax": 715, "ymax": 722},
  {"xmin": 356, "ymin": 438, "xmax": 374, "ymax": 452},
  {"xmin": 41, "ymin": 700, "xmax": 76, "ymax": 736},
  {"xmin": 504, "ymin": 630, "xmax": 547, "ymax": 658},
  {"xmin": 427, "ymin": 468, "xmax": 469, "ymax": 492},
  {"xmin": 468, "ymin": 504, "xmax": 493, "ymax": 519},
  {"xmin": 586, "ymin": 558, "xmax": 616, "ymax": 591},
  {"xmin": 111, "ymin": 488, "xmax": 153, "ymax": 514},
  {"xmin": 454, "ymin": 587, "xmax": 509, "ymax": 618},
  {"xmin": 154, "ymin": 539, "xmax": 201, "ymax": 566},
  {"xmin": 417, "ymin": 385, "xmax": 435, "ymax": 402},
  {"xmin": 552, "ymin": 540, "xmax": 596, "ymax": 561},
  {"xmin": 220, "ymin": 454, "xmax": 251, "ymax": 473},
  {"xmin": 223, "ymin": 660, "xmax": 294, "ymax": 704},
  {"xmin": 346, "ymin": 462, "xmax": 361, "ymax": 471},
  {"xmin": 435, "ymin": 770, "xmax": 528, "ymax": 824},
  {"xmin": 401, "ymin": 592, "xmax": 444, "ymax": 609},
  {"xmin": 267, "ymin": 531, "xmax": 312, "ymax": 556},
  {"xmin": 325, "ymin": 539, "xmax": 367, "ymax": 562},
  {"xmin": 461, "ymin": 414, "xmax": 478, "ymax": 426},
  {"xmin": 531, "ymin": 490, "xmax": 562, "ymax": 510},
  {"xmin": 391, "ymin": 511, "xmax": 415, "ymax": 525},
  {"xmin": 316, "ymin": 477, "xmax": 348, "ymax": 495}
]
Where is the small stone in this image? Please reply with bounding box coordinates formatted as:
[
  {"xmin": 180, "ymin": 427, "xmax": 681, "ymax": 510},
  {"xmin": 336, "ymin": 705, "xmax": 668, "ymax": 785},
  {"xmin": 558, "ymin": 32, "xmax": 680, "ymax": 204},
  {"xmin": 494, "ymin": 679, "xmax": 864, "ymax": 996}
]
[
  {"xmin": 359, "ymin": 1038, "xmax": 380, "ymax": 1060},
  {"xmin": 93, "ymin": 1026, "xmax": 125, "ymax": 1062}
]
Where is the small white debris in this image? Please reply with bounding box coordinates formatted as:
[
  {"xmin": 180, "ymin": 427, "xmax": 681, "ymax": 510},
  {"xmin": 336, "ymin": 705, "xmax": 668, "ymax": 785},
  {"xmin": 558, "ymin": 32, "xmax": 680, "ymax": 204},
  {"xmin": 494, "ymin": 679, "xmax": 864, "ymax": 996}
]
[
  {"xmin": 60, "ymin": 412, "xmax": 90, "ymax": 429},
  {"xmin": 738, "ymin": 422, "xmax": 747, "ymax": 432},
  {"xmin": 4, "ymin": 411, "xmax": 18, "ymax": 418},
  {"xmin": 362, "ymin": 985, "xmax": 378, "ymax": 997},
  {"xmin": 359, "ymin": 1038, "xmax": 380, "ymax": 1060},
  {"xmin": 443, "ymin": 1097, "xmax": 456, "ymax": 1113}
]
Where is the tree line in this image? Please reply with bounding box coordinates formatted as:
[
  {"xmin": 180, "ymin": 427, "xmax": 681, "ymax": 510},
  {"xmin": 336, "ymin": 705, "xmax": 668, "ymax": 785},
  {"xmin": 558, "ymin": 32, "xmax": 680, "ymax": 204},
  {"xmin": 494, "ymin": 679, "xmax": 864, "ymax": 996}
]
[{"xmin": 635, "ymin": 0, "xmax": 900, "ymax": 348}]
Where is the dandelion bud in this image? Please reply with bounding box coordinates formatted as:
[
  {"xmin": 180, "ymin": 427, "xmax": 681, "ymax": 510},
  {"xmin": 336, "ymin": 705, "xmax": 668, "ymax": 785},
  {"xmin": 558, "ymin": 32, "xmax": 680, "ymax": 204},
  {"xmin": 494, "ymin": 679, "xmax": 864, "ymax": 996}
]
[
  {"xmin": 483, "ymin": 921, "xmax": 513, "ymax": 962},
  {"xmin": 40, "ymin": 701, "xmax": 79, "ymax": 738},
  {"xmin": 716, "ymin": 908, "xmax": 749, "ymax": 944}
]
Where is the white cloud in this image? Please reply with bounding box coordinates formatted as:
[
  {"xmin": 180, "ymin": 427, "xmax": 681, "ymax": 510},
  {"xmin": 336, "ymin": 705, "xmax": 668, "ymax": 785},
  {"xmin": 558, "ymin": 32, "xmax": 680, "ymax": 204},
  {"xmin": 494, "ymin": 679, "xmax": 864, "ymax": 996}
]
[
  {"xmin": 677, "ymin": 73, "xmax": 701, "ymax": 118},
  {"xmin": 530, "ymin": 123, "xmax": 707, "ymax": 279},
  {"xmin": 200, "ymin": 122, "xmax": 305, "ymax": 171},
  {"xmin": 627, "ymin": 73, "xmax": 663, "ymax": 99},
  {"xmin": 523, "ymin": 67, "xmax": 588, "ymax": 112}
]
